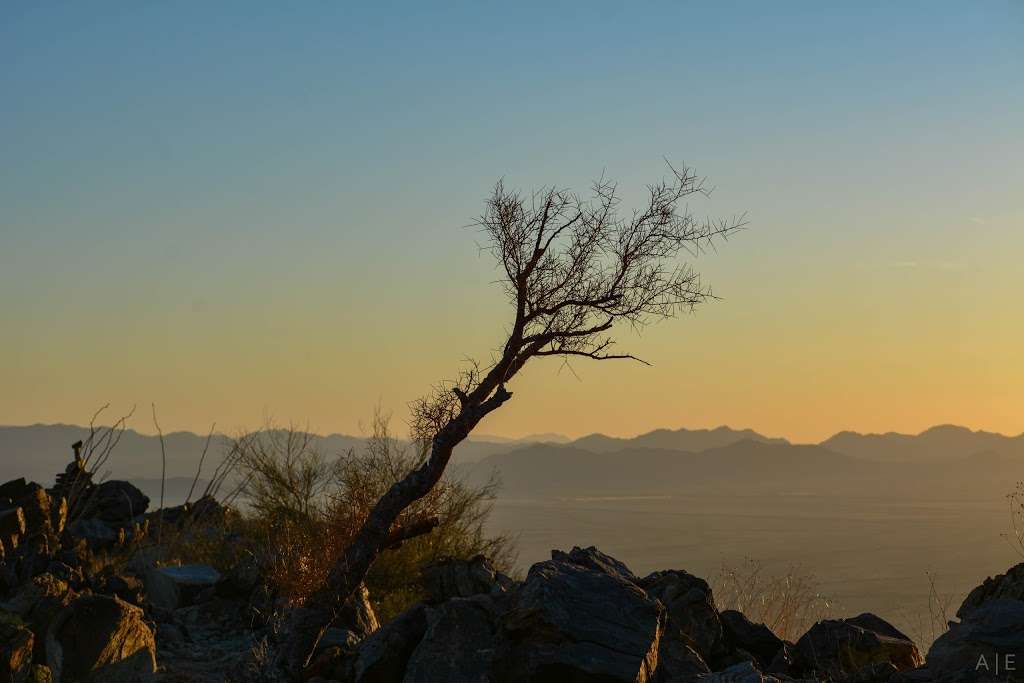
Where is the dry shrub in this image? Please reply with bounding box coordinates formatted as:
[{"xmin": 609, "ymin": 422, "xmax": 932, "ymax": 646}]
[
  {"xmin": 233, "ymin": 412, "xmax": 516, "ymax": 620},
  {"xmin": 714, "ymin": 558, "xmax": 832, "ymax": 641}
]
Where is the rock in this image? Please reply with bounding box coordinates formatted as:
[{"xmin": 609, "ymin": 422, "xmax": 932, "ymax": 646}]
[
  {"xmin": 654, "ymin": 622, "xmax": 711, "ymax": 683},
  {"xmin": 792, "ymin": 613, "xmax": 923, "ymax": 678},
  {"xmin": 501, "ymin": 554, "xmax": 664, "ymax": 683},
  {"xmin": 719, "ymin": 610, "xmax": 785, "ymax": 669},
  {"xmin": 67, "ymin": 518, "xmax": 118, "ymax": 550},
  {"xmin": 315, "ymin": 628, "xmax": 361, "ymax": 654},
  {"xmin": 403, "ymin": 595, "xmax": 504, "ymax": 683},
  {"xmin": 693, "ymin": 660, "xmax": 780, "ymax": 682},
  {"xmin": 336, "ymin": 583, "xmax": 379, "ymax": 638},
  {"xmin": 421, "ymin": 555, "xmax": 512, "ymax": 603},
  {"xmin": 926, "ymin": 599, "xmax": 1024, "ymax": 681},
  {"xmin": 95, "ymin": 573, "xmax": 146, "ymax": 607},
  {"xmin": 0, "ymin": 509, "xmax": 25, "ymax": 544},
  {"xmin": 45, "ymin": 594, "xmax": 156, "ymax": 683},
  {"xmin": 87, "ymin": 481, "xmax": 148, "ymax": 525},
  {"xmin": 351, "ymin": 603, "xmax": 428, "ymax": 682},
  {"xmin": 551, "ymin": 545, "xmax": 639, "ymax": 584},
  {"xmin": 144, "ymin": 564, "xmax": 221, "ymax": 612},
  {"xmin": 0, "ymin": 480, "xmax": 34, "ymax": 507},
  {"xmin": 958, "ymin": 562, "xmax": 1024, "ymax": 619},
  {"xmin": 0, "ymin": 612, "xmax": 34, "ymax": 682},
  {"xmin": 641, "ymin": 570, "xmax": 723, "ymax": 664},
  {"xmin": 1, "ymin": 573, "xmax": 77, "ymax": 661}
]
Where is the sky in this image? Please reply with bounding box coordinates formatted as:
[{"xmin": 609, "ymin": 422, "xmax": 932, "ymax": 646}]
[{"xmin": 2, "ymin": 2, "xmax": 1022, "ymax": 443}]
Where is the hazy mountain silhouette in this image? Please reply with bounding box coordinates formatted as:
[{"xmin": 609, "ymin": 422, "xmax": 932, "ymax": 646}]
[
  {"xmin": 0, "ymin": 424, "xmax": 552, "ymax": 487},
  {"xmin": 820, "ymin": 424, "xmax": 1024, "ymax": 462},
  {"xmin": 570, "ymin": 426, "xmax": 787, "ymax": 453},
  {"xmin": 3, "ymin": 422, "xmax": 1023, "ymax": 502}
]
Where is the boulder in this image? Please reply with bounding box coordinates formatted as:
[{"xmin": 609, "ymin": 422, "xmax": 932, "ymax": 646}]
[
  {"xmin": 144, "ymin": 564, "xmax": 221, "ymax": 612},
  {"xmin": 351, "ymin": 603, "xmax": 428, "ymax": 683},
  {"xmin": 0, "ymin": 612, "xmax": 34, "ymax": 682},
  {"xmin": 792, "ymin": 613, "xmax": 922, "ymax": 678},
  {"xmin": 551, "ymin": 545, "xmax": 639, "ymax": 584},
  {"xmin": 45, "ymin": 594, "xmax": 156, "ymax": 682},
  {"xmin": 0, "ymin": 510, "xmax": 25, "ymax": 544},
  {"xmin": 926, "ymin": 599, "xmax": 1024, "ymax": 681},
  {"xmin": 958, "ymin": 562, "xmax": 1024, "ymax": 619},
  {"xmin": 87, "ymin": 481, "xmax": 148, "ymax": 525},
  {"xmin": 403, "ymin": 594, "xmax": 504, "ymax": 683},
  {"xmin": 719, "ymin": 610, "xmax": 785, "ymax": 669},
  {"xmin": 641, "ymin": 570, "xmax": 723, "ymax": 664},
  {"xmin": 421, "ymin": 555, "xmax": 512, "ymax": 603},
  {"xmin": 501, "ymin": 555, "xmax": 664, "ymax": 682}
]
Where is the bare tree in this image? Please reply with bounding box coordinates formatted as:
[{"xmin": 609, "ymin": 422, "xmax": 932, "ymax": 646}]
[{"xmin": 282, "ymin": 163, "xmax": 745, "ymax": 672}]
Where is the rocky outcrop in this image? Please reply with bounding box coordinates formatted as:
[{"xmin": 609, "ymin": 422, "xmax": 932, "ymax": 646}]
[
  {"xmin": 792, "ymin": 613, "xmax": 922, "ymax": 678},
  {"xmin": 501, "ymin": 553, "xmax": 664, "ymax": 682},
  {"xmin": 719, "ymin": 609, "xmax": 785, "ymax": 670},
  {"xmin": 925, "ymin": 599, "xmax": 1024, "ymax": 681},
  {"xmin": 46, "ymin": 594, "xmax": 156, "ymax": 682},
  {"xmin": 403, "ymin": 595, "xmax": 504, "ymax": 683},
  {"xmin": 957, "ymin": 562, "xmax": 1024, "ymax": 618},
  {"xmin": 641, "ymin": 569, "xmax": 723, "ymax": 665}
]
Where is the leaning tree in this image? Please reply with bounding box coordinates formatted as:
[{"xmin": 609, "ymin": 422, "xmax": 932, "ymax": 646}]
[{"xmin": 283, "ymin": 163, "xmax": 745, "ymax": 672}]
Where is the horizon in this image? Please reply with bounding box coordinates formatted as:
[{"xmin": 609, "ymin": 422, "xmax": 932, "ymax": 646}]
[{"xmin": 4, "ymin": 418, "xmax": 1023, "ymax": 447}]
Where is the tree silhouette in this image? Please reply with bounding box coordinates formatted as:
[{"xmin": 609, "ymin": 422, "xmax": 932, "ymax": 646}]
[{"xmin": 283, "ymin": 163, "xmax": 746, "ymax": 672}]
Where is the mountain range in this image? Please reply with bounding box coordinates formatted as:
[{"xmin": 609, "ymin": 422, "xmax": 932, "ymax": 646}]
[{"xmin": 2, "ymin": 423, "xmax": 1022, "ymax": 502}]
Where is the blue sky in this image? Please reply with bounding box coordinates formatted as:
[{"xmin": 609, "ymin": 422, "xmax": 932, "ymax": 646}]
[{"xmin": 2, "ymin": 2, "xmax": 1022, "ymax": 440}]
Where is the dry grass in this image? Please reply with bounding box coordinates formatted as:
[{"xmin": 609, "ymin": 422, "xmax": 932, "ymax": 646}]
[{"xmin": 713, "ymin": 558, "xmax": 832, "ymax": 641}]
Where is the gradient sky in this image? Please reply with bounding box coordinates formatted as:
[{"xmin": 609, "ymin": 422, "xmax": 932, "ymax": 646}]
[{"xmin": 2, "ymin": 2, "xmax": 1022, "ymax": 443}]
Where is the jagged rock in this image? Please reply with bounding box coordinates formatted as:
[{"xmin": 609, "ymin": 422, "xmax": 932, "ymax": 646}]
[
  {"xmin": 421, "ymin": 555, "xmax": 512, "ymax": 603},
  {"xmin": 958, "ymin": 562, "xmax": 1024, "ymax": 619},
  {"xmin": 144, "ymin": 564, "xmax": 221, "ymax": 612},
  {"xmin": 501, "ymin": 554, "xmax": 664, "ymax": 683},
  {"xmin": 551, "ymin": 545, "xmax": 639, "ymax": 584},
  {"xmin": 926, "ymin": 598, "xmax": 1024, "ymax": 681},
  {"xmin": 654, "ymin": 622, "xmax": 711, "ymax": 683},
  {"xmin": 86, "ymin": 480, "xmax": 148, "ymax": 525},
  {"xmin": 350, "ymin": 603, "xmax": 428, "ymax": 682},
  {"xmin": 45, "ymin": 594, "xmax": 157, "ymax": 682},
  {"xmin": 403, "ymin": 594, "xmax": 505, "ymax": 683},
  {"xmin": 792, "ymin": 613, "xmax": 922, "ymax": 678},
  {"xmin": 719, "ymin": 610, "xmax": 785, "ymax": 670},
  {"xmin": 641, "ymin": 569, "xmax": 723, "ymax": 664},
  {"xmin": 0, "ymin": 612, "xmax": 34, "ymax": 682}
]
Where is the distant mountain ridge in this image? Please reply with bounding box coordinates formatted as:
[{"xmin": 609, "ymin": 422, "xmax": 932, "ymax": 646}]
[{"xmin": 2, "ymin": 422, "xmax": 1023, "ymax": 498}]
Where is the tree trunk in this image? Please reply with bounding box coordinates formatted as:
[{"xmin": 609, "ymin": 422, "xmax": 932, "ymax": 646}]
[{"xmin": 280, "ymin": 386, "xmax": 511, "ymax": 676}]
